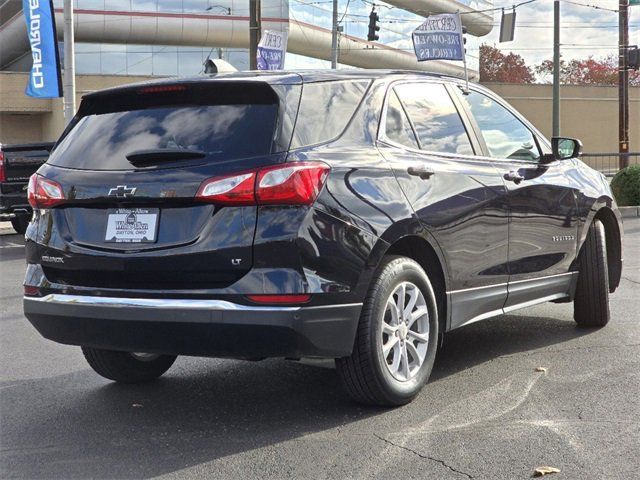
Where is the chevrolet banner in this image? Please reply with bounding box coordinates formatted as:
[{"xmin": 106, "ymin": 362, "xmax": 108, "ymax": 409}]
[{"xmin": 23, "ymin": 0, "xmax": 62, "ymax": 98}]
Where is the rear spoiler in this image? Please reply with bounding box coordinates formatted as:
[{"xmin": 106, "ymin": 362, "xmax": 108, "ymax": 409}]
[{"xmin": 78, "ymin": 81, "xmax": 281, "ymax": 117}]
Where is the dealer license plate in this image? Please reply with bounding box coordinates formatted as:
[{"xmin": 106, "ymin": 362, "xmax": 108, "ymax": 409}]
[{"xmin": 104, "ymin": 208, "xmax": 159, "ymax": 243}]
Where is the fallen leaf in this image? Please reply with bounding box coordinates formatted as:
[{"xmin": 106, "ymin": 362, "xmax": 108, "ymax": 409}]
[
  {"xmin": 535, "ymin": 367, "xmax": 548, "ymax": 373},
  {"xmin": 534, "ymin": 466, "xmax": 561, "ymax": 476}
]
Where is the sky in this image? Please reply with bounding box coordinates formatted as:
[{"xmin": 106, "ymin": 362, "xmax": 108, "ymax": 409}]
[
  {"xmin": 286, "ymin": 0, "xmax": 640, "ymax": 74},
  {"xmin": 484, "ymin": 0, "xmax": 640, "ymax": 66},
  {"xmin": 44, "ymin": 0, "xmax": 640, "ymax": 76}
]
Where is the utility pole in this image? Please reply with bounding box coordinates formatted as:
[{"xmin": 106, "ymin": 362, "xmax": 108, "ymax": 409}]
[
  {"xmin": 552, "ymin": 0, "xmax": 560, "ymax": 138},
  {"xmin": 249, "ymin": 0, "xmax": 261, "ymax": 70},
  {"xmin": 331, "ymin": 0, "xmax": 338, "ymax": 69},
  {"xmin": 619, "ymin": 0, "xmax": 630, "ymax": 169},
  {"xmin": 63, "ymin": 0, "xmax": 76, "ymax": 124}
]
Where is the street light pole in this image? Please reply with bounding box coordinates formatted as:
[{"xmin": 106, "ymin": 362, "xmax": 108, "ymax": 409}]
[
  {"xmin": 619, "ymin": 0, "xmax": 630, "ymax": 169},
  {"xmin": 331, "ymin": 0, "xmax": 338, "ymax": 69},
  {"xmin": 552, "ymin": 0, "xmax": 560, "ymax": 138},
  {"xmin": 249, "ymin": 0, "xmax": 261, "ymax": 70},
  {"xmin": 63, "ymin": 0, "xmax": 76, "ymax": 124}
]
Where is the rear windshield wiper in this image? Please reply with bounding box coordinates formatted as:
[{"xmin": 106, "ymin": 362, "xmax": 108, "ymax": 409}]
[{"xmin": 126, "ymin": 148, "xmax": 206, "ymax": 166}]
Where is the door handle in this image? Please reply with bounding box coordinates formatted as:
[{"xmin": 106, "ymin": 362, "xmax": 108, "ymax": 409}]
[
  {"xmin": 407, "ymin": 165, "xmax": 435, "ymax": 180},
  {"xmin": 503, "ymin": 171, "xmax": 525, "ymax": 184}
]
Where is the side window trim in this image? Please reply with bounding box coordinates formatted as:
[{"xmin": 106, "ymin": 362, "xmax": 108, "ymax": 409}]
[
  {"xmin": 378, "ymin": 82, "xmax": 421, "ymax": 149},
  {"xmin": 444, "ymin": 83, "xmax": 484, "ymax": 157},
  {"xmin": 392, "ymin": 88, "xmax": 423, "ymax": 150}
]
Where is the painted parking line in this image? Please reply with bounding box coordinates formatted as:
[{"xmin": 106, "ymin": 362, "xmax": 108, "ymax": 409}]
[{"xmin": 0, "ymin": 242, "xmax": 24, "ymax": 249}]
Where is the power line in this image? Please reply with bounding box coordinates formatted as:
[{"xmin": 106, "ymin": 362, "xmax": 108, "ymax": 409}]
[{"xmin": 558, "ymin": 0, "xmax": 619, "ymax": 13}]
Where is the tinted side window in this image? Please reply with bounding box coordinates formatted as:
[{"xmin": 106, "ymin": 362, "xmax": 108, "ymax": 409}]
[
  {"xmin": 291, "ymin": 80, "xmax": 370, "ymax": 148},
  {"xmin": 384, "ymin": 89, "xmax": 419, "ymax": 149},
  {"xmin": 394, "ymin": 83, "xmax": 473, "ymax": 155},
  {"xmin": 462, "ymin": 91, "xmax": 541, "ymax": 161}
]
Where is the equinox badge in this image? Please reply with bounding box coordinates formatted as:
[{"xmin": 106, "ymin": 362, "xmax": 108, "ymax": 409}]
[{"xmin": 108, "ymin": 185, "xmax": 137, "ymax": 198}]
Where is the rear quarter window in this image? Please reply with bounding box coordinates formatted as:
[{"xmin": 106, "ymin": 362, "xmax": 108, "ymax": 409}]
[{"xmin": 290, "ymin": 80, "xmax": 370, "ymax": 149}]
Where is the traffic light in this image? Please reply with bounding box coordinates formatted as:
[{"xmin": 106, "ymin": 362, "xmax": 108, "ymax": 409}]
[
  {"xmin": 629, "ymin": 46, "xmax": 639, "ymax": 70},
  {"xmin": 367, "ymin": 10, "xmax": 380, "ymax": 42},
  {"xmin": 462, "ymin": 26, "xmax": 467, "ymax": 54}
]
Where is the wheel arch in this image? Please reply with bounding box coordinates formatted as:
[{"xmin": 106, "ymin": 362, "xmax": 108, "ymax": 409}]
[
  {"xmin": 375, "ymin": 233, "xmax": 449, "ymax": 338},
  {"xmin": 594, "ymin": 207, "xmax": 623, "ymax": 292},
  {"xmin": 579, "ymin": 206, "xmax": 623, "ymax": 293}
]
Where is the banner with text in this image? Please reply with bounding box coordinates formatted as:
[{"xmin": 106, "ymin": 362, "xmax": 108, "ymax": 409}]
[
  {"xmin": 412, "ymin": 13, "xmax": 464, "ymax": 62},
  {"xmin": 23, "ymin": 0, "xmax": 62, "ymax": 98},
  {"xmin": 257, "ymin": 30, "xmax": 288, "ymax": 70}
]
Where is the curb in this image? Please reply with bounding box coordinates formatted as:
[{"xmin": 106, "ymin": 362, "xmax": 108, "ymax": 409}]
[{"xmin": 619, "ymin": 206, "xmax": 640, "ymax": 218}]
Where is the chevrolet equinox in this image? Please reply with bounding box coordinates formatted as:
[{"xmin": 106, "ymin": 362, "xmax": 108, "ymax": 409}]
[{"xmin": 23, "ymin": 71, "xmax": 623, "ymax": 406}]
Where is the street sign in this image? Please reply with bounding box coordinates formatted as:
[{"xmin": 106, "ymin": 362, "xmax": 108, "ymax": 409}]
[
  {"xmin": 257, "ymin": 30, "xmax": 288, "ymax": 70},
  {"xmin": 499, "ymin": 9, "xmax": 517, "ymax": 43},
  {"xmin": 412, "ymin": 13, "xmax": 464, "ymax": 62}
]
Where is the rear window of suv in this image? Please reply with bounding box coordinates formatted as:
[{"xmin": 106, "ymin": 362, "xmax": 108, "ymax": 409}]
[{"xmin": 48, "ymin": 83, "xmax": 283, "ymax": 171}]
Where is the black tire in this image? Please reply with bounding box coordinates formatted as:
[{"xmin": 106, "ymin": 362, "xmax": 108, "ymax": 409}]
[
  {"xmin": 10, "ymin": 215, "xmax": 30, "ymax": 235},
  {"xmin": 336, "ymin": 256, "xmax": 439, "ymax": 406},
  {"xmin": 574, "ymin": 219, "xmax": 610, "ymax": 327},
  {"xmin": 81, "ymin": 347, "xmax": 177, "ymax": 383}
]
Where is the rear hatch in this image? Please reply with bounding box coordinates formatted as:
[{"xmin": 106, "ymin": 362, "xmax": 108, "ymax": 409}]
[{"xmin": 38, "ymin": 79, "xmax": 299, "ymax": 291}]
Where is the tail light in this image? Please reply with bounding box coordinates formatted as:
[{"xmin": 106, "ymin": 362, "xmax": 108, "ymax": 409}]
[
  {"xmin": 196, "ymin": 171, "xmax": 256, "ymax": 206},
  {"xmin": 196, "ymin": 162, "xmax": 330, "ymax": 206},
  {"xmin": 24, "ymin": 285, "xmax": 41, "ymax": 297},
  {"xmin": 0, "ymin": 150, "xmax": 5, "ymax": 183},
  {"xmin": 28, "ymin": 174, "xmax": 65, "ymax": 208}
]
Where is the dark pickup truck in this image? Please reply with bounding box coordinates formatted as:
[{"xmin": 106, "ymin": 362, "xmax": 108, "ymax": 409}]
[{"xmin": 0, "ymin": 142, "xmax": 54, "ymax": 234}]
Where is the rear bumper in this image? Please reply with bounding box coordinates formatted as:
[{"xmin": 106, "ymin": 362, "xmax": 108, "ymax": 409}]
[{"xmin": 23, "ymin": 294, "xmax": 362, "ymax": 358}]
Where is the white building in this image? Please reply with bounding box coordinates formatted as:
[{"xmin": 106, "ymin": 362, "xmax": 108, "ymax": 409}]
[
  {"xmin": 0, "ymin": 0, "xmax": 494, "ymax": 143},
  {"xmin": 1, "ymin": 0, "xmax": 493, "ymax": 77}
]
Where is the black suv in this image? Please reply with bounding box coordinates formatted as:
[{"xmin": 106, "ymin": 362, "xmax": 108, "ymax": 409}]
[{"xmin": 23, "ymin": 71, "xmax": 623, "ymax": 406}]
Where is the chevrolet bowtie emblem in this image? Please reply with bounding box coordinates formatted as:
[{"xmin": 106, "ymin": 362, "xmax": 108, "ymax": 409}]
[{"xmin": 108, "ymin": 185, "xmax": 137, "ymax": 198}]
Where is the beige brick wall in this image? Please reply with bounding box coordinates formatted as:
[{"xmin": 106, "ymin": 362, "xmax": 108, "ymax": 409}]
[
  {"xmin": 1, "ymin": 72, "xmax": 156, "ymax": 144},
  {"xmin": 1, "ymin": 72, "xmax": 638, "ymax": 154},
  {"xmin": 0, "ymin": 113, "xmax": 43, "ymax": 143}
]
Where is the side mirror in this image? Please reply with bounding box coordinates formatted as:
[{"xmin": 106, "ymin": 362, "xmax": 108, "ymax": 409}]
[{"xmin": 552, "ymin": 137, "xmax": 582, "ymax": 160}]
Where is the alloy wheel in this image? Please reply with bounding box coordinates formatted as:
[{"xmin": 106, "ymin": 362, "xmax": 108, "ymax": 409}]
[{"xmin": 380, "ymin": 281, "xmax": 430, "ymax": 382}]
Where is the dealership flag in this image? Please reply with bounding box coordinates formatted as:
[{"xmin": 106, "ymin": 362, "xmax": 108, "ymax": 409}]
[
  {"xmin": 412, "ymin": 13, "xmax": 464, "ymax": 62},
  {"xmin": 257, "ymin": 30, "xmax": 288, "ymax": 70},
  {"xmin": 412, "ymin": 12, "xmax": 469, "ymax": 92},
  {"xmin": 23, "ymin": 0, "xmax": 62, "ymax": 98}
]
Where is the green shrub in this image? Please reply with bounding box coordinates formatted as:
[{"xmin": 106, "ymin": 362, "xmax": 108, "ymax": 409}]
[{"xmin": 611, "ymin": 165, "xmax": 640, "ymax": 206}]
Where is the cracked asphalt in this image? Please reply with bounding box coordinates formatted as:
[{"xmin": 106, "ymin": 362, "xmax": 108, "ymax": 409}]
[{"xmin": 1, "ymin": 218, "xmax": 638, "ymax": 480}]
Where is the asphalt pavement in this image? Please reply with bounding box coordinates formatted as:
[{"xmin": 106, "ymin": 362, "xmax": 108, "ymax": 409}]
[{"xmin": 1, "ymin": 219, "xmax": 638, "ymax": 480}]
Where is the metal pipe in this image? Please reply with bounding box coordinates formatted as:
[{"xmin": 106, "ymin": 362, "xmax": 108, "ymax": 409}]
[
  {"xmin": 249, "ymin": 0, "xmax": 261, "ymax": 70},
  {"xmin": 331, "ymin": 0, "xmax": 338, "ymax": 69},
  {"xmin": 62, "ymin": 0, "xmax": 75, "ymax": 123},
  {"xmin": 552, "ymin": 0, "xmax": 560, "ymax": 138},
  {"xmin": 619, "ymin": 0, "xmax": 629, "ymax": 168}
]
